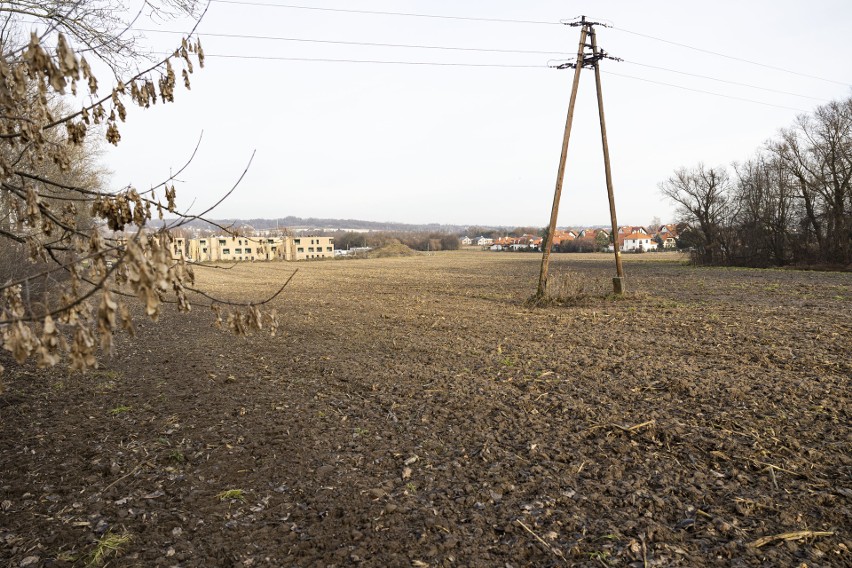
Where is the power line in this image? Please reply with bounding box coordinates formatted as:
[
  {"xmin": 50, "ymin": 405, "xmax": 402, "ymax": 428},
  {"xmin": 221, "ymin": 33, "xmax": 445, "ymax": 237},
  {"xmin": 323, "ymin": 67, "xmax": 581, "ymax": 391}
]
[
  {"xmin": 603, "ymin": 71, "xmax": 810, "ymax": 112},
  {"xmin": 136, "ymin": 27, "xmax": 572, "ymax": 56},
  {"xmin": 138, "ymin": 27, "xmax": 831, "ymax": 102},
  {"xmin": 612, "ymin": 26, "xmax": 851, "ymax": 87},
  {"xmin": 623, "ymin": 61, "xmax": 830, "ymax": 102},
  {"xmin": 185, "ymin": 50, "xmax": 816, "ymax": 111},
  {"xmin": 202, "ymin": 3, "xmax": 850, "ymax": 87},
  {"xmin": 162, "ymin": 52, "xmax": 549, "ymax": 68},
  {"xmin": 17, "ymin": 4, "xmax": 852, "ymax": 88},
  {"xmin": 208, "ymin": 0, "xmax": 561, "ymax": 25}
]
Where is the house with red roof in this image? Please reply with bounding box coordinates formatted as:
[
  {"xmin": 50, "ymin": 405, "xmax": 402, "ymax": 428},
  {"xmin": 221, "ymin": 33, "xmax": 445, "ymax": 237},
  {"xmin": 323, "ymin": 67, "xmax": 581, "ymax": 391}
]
[{"xmin": 621, "ymin": 232, "xmax": 655, "ymax": 252}]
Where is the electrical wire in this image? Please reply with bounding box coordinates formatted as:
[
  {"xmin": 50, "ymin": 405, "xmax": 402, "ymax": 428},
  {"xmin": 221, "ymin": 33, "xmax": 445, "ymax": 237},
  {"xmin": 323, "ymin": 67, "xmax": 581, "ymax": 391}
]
[
  {"xmin": 207, "ymin": 0, "xmax": 561, "ymax": 25},
  {"xmin": 161, "ymin": 52, "xmax": 549, "ymax": 68},
  {"xmin": 135, "ymin": 27, "xmax": 572, "ymax": 56},
  {"xmin": 202, "ymin": 2, "xmax": 850, "ymax": 87},
  {"xmin": 623, "ymin": 61, "xmax": 830, "ymax": 102},
  {"xmin": 612, "ymin": 26, "xmax": 851, "ymax": 87},
  {"xmin": 135, "ymin": 28, "xmax": 833, "ymax": 102},
  {"xmin": 16, "ymin": 4, "xmax": 852, "ymax": 87},
  {"xmin": 603, "ymin": 71, "xmax": 810, "ymax": 112},
  {"xmin": 166, "ymin": 50, "xmax": 822, "ymax": 111}
]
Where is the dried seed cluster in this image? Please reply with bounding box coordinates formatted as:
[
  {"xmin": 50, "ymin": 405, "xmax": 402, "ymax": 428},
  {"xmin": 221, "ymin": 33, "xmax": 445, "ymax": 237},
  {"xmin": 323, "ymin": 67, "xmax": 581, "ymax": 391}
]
[{"xmin": 1, "ymin": 27, "xmax": 277, "ymax": 378}]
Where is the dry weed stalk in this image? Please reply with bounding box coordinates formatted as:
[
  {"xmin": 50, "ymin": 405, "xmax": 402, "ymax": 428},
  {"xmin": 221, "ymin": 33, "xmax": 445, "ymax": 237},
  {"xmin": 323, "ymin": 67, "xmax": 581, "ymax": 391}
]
[{"xmin": 749, "ymin": 530, "xmax": 835, "ymax": 548}]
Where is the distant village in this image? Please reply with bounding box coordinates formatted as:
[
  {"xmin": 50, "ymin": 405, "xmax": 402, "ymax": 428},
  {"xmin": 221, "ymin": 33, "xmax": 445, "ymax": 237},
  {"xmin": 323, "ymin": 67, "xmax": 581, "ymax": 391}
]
[
  {"xmin": 465, "ymin": 224, "xmax": 681, "ymax": 253},
  {"xmin": 164, "ymin": 224, "xmax": 682, "ymax": 262}
]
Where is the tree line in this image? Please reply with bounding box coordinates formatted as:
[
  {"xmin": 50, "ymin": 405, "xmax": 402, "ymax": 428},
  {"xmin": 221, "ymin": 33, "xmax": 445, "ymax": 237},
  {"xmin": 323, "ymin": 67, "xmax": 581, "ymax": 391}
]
[
  {"xmin": 661, "ymin": 96, "xmax": 852, "ymax": 267},
  {"xmin": 331, "ymin": 231, "xmax": 460, "ymax": 252}
]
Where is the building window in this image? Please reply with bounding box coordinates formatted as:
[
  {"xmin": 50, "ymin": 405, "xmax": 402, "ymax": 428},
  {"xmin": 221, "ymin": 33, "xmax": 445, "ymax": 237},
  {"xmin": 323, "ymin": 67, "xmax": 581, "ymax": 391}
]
[
  {"xmin": 200, "ymin": 239, "xmax": 206, "ymax": 244},
  {"xmin": 271, "ymin": 246, "xmax": 277, "ymax": 252},
  {"xmin": 307, "ymin": 247, "xmax": 314, "ymax": 252},
  {"xmin": 267, "ymin": 239, "xmax": 274, "ymax": 243},
  {"xmin": 297, "ymin": 247, "xmax": 304, "ymax": 253},
  {"xmin": 202, "ymin": 247, "xmax": 207, "ymax": 253},
  {"xmin": 235, "ymin": 248, "xmax": 242, "ymax": 254},
  {"xmin": 245, "ymin": 247, "xmax": 252, "ymax": 253},
  {"xmin": 294, "ymin": 239, "xmax": 301, "ymax": 245},
  {"xmin": 326, "ymin": 247, "xmax": 332, "ymax": 252},
  {"xmin": 219, "ymin": 240, "xmax": 226, "ymax": 246},
  {"xmin": 223, "ymin": 248, "xmax": 230, "ymax": 254}
]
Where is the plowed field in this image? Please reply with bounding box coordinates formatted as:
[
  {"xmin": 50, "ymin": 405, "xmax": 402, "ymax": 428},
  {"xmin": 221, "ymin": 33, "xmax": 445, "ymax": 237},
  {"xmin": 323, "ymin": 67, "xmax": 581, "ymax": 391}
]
[{"xmin": 1, "ymin": 251, "xmax": 850, "ymax": 567}]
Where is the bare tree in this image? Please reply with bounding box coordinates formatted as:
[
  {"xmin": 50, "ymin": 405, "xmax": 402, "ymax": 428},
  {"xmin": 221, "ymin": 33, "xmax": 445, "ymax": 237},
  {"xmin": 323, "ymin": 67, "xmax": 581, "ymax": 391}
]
[
  {"xmin": 659, "ymin": 164, "xmax": 734, "ymax": 264},
  {"xmin": 0, "ymin": 0, "xmax": 198, "ymax": 73},
  {"xmin": 731, "ymin": 152, "xmax": 796, "ymax": 266},
  {"xmin": 773, "ymin": 99, "xmax": 852, "ymax": 264},
  {"xmin": 648, "ymin": 216, "xmax": 661, "ymax": 234},
  {"xmin": 0, "ymin": 2, "xmax": 285, "ymax": 376},
  {"xmin": 660, "ymin": 96, "xmax": 851, "ymax": 268}
]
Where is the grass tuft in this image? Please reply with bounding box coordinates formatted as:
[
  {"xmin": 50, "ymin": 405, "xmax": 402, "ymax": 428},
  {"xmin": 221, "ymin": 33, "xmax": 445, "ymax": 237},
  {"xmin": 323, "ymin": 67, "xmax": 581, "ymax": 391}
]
[
  {"xmin": 527, "ymin": 271, "xmax": 609, "ymax": 307},
  {"xmin": 87, "ymin": 530, "xmax": 132, "ymax": 567},
  {"xmin": 216, "ymin": 489, "xmax": 246, "ymax": 502}
]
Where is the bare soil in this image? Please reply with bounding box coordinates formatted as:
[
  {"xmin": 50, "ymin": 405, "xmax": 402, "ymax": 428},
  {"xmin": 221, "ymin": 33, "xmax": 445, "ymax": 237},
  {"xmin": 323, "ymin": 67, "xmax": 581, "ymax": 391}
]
[{"xmin": 1, "ymin": 251, "xmax": 850, "ymax": 567}]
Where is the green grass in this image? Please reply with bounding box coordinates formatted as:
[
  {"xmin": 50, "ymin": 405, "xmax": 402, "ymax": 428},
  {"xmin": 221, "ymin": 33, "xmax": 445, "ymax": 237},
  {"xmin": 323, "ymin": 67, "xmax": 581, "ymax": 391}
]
[
  {"xmin": 108, "ymin": 405, "xmax": 131, "ymax": 416},
  {"xmin": 87, "ymin": 531, "xmax": 132, "ymax": 567},
  {"xmin": 94, "ymin": 369, "xmax": 121, "ymax": 381},
  {"xmin": 216, "ymin": 489, "xmax": 246, "ymax": 502}
]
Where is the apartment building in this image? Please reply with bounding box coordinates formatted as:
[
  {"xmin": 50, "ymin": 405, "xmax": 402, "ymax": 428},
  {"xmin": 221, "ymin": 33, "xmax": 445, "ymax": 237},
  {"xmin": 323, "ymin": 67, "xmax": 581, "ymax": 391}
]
[
  {"xmin": 172, "ymin": 235, "xmax": 333, "ymax": 262},
  {"xmin": 186, "ymin": 236, "xmax": 285, "ymax": 262},
  {"xmin": 286, "ymin": 236, "xmax": 334, "ymax": 261},
  {"xmin": 170, "ymin": 237, "xmax": 187, "ymax": 260}
]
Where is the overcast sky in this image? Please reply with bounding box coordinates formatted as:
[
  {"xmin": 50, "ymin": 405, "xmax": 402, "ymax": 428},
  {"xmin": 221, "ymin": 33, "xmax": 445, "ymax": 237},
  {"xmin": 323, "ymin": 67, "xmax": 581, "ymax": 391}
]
[{"xmin": 98, "ymin": 0, "xmax": 852, "ymax": 228}]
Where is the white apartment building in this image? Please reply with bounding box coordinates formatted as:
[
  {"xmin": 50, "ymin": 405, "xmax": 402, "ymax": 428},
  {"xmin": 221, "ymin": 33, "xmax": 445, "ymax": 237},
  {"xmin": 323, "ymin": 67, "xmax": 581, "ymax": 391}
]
[{"xmin": 173, "ymin": 235, "xmax": 334, "ymax": 262}]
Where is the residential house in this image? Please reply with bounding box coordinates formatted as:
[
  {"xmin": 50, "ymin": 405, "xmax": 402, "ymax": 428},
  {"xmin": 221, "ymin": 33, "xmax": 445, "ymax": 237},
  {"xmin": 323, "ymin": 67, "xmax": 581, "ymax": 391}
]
[
  {"xmin": 552, "ymin": 230, "xmax": 577, "ymax": 247},
  {"xmin": 659, "ymin": 234, "xmax": 678, "ymax": 249},
  {"xmin": 619, "ymin": 226, "xmax": 648, "ymax": 236},
  {"xmin": 621, "ymin": 232, "xmax": 654, "ymax": 252}
]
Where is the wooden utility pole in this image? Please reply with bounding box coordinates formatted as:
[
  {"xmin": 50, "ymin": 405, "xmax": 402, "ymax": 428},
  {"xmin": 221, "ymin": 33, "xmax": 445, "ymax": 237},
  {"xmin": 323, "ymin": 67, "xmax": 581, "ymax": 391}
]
[
  {"xmin": 536, "ymin": 16, "xmax": 625, "ymax": 298},
  {"xmin": 590, "ymin": 27, "xmax": 625, "ymax": 293},
  {"xmin": 536, "ymin": 23, "xmax": 588, "ymax": 298}
]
